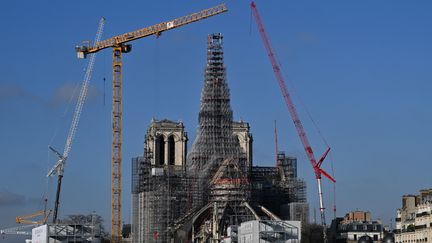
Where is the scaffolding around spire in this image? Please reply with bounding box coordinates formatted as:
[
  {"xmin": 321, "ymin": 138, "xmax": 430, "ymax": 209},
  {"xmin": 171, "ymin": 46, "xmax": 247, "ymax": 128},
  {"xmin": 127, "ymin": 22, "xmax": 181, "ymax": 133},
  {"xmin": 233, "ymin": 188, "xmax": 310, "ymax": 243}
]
[{"xmin": 187, "ymin": 33, "xmax": 245, "ymax": 172}]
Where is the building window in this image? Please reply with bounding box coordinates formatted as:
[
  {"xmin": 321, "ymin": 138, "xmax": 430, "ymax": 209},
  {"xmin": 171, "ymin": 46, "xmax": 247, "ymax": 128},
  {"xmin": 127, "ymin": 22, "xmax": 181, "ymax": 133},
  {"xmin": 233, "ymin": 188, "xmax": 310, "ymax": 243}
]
[
  {"xmin": 168, "ymin": 135, "xmax": 175, "ymax": 165},
  {"xmin": 354, "ymin": 234, "xmax": 357, "ymax": 240},
  {"xmin": 373, "ymin": 235, "xmax": 378, "ymax": 241},
  {"xmin": 156, "ymin": 135, "xmax": 165, "ymax": 165}
]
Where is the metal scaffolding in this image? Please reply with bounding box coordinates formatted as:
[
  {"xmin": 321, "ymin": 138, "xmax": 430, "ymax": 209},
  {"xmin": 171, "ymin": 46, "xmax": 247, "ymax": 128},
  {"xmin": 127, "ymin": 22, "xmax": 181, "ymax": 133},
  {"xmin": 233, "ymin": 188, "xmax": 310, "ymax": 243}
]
[
  {"xmin": 250, "ymin": 152, "xmax": 308, "ymax": 224},
  {"xmin": 187, "ymin": 33, "xmax": 244, "ymax": 172},
  {"xmin": 132, "ymin": 156, "xmax": 192, "ymax": 243},
  {"xmin": 130, "ymin": 33, "xmax": 309, "ymax": 243}
]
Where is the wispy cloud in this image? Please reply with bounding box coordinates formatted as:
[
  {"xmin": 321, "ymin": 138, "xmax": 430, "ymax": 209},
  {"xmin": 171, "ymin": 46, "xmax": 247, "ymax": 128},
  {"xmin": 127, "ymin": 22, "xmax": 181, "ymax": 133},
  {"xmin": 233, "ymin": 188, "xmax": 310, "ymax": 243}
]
[
  {"xmin": 50, "ymin": 82, "xmax": 101, "ymax": 108},
  {"xmin": 0, "ymin": 190, "xmax": 40, "ymax": 207},
  {"xmin": 297, "ymin": 32, "xmax": 319, "ymax": 44},
  {"xmin": 0, "ymin": 83, "xmax": 101, "ymax": 109},
  {"xmin": 0, "ymin": 84, "xmax": 47, "ymax": 105}
]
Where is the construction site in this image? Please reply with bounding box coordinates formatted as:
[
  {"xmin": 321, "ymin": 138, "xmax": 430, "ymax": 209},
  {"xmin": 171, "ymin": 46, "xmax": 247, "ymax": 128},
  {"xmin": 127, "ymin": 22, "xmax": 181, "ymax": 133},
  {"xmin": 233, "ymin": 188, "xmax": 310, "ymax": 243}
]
[
  {"xmin": 3, "ymin": 0, "xmax": 430, "ymax": 243},
  {"xmin": 130, "ymin": 33, "xmax": 310, "ymax": 242},
  {"xmin": 0, "ymin": 2, "xmax": 338, "ymax": 243}
]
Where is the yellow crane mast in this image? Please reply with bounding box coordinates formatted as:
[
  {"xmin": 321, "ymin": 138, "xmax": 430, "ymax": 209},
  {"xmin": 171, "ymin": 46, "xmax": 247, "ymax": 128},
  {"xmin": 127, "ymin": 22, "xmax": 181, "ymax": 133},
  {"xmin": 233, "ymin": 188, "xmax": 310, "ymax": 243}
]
[{"xmin": 76, "ymin": 4, "xmax": 227, "ymax": 242}]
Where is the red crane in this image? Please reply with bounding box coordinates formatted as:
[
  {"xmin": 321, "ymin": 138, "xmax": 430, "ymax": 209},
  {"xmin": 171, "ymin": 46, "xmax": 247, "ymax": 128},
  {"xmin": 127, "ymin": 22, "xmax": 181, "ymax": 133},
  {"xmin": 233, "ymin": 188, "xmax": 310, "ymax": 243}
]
[{"xmin": 250, "ymin": 2, "xmax": 335, "ymax": 241}]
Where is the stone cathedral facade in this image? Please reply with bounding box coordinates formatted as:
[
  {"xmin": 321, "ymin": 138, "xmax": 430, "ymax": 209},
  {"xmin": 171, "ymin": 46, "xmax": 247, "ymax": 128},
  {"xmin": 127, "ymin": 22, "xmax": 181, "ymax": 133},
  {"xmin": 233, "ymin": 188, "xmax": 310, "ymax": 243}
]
[{"xmin": 131, "ymin": 33, "xmax": 308, "ymax": 243}]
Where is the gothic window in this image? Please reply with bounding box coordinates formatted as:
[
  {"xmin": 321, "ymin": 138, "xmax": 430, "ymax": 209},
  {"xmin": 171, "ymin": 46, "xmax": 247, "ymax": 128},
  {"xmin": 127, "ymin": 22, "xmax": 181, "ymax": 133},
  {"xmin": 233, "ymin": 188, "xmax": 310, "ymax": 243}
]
[
  {"xmin": 155, "ymin": 135, "xmax": 165, "ymax": 165},
  {"xmin": 168, "ymin": 135, "xmax": 175, "ymax": 165}
]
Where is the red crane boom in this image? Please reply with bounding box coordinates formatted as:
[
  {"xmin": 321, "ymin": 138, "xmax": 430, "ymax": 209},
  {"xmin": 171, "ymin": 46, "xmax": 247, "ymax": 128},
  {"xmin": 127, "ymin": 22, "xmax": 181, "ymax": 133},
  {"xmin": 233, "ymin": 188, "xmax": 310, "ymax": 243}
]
[{"xmin": 250, "ymin": 2, "xmax": 335, "ymax": 242}]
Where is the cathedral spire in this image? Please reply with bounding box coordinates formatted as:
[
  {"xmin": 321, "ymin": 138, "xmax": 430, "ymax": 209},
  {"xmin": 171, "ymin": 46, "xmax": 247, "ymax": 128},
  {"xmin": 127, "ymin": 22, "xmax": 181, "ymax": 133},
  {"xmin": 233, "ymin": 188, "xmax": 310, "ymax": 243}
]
[{"xmin": 187, "ymin": 33, "xmax": 242, "ymax": 171}]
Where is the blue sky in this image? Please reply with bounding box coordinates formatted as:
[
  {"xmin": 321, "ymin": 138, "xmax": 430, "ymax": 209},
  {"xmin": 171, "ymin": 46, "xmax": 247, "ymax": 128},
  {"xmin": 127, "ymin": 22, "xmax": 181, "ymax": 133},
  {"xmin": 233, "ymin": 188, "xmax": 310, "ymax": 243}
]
[{"xmin": 1, "ymin": 0, "xmax": 431, "ymax": 241}]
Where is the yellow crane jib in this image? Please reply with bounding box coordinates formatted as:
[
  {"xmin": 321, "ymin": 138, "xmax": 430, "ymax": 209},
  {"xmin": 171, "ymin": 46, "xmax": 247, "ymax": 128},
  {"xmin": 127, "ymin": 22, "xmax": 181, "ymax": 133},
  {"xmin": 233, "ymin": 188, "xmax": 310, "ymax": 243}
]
[
  {"xmin": 15, "ymin": 210, "xmax": 52, "ymax": 225},
  {"xmin": 76, "ymin": 4, "xmax": 227, "ymax": 58}
]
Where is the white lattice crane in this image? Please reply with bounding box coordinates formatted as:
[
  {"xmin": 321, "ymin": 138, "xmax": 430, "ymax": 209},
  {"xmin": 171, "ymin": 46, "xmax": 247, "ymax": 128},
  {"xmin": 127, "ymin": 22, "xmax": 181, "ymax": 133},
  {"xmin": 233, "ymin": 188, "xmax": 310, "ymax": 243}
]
[{"xmin": 46, "ymin": 17, "xmax": 105, "ymax": 224}]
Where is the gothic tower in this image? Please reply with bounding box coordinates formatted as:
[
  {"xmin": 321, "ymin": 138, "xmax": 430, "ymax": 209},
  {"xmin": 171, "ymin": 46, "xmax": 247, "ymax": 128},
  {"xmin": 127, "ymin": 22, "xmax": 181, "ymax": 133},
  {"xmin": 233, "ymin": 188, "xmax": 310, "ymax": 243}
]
[{"xmin": 143, "ymin": 119, "xmax": 188, "ymax": 167}]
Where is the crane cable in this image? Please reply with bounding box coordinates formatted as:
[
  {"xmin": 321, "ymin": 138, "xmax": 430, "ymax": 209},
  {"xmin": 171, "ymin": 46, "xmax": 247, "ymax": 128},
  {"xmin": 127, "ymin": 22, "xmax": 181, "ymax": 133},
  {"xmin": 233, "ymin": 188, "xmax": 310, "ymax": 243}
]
[
  {"xmin": 276, "ymin": 47, "xmax": 337, "ymax": 218},
  {"xmin": 278, "ymin": 58, "xmax": 330, "ymax": 148}
]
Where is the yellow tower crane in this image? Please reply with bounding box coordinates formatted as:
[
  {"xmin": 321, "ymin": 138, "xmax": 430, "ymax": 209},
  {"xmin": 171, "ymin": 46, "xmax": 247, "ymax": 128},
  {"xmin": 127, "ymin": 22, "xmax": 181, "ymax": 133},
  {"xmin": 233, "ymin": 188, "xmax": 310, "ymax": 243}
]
[{"xmin": 76, "ymin": 4, "xmax": 227, "ymax": 242}]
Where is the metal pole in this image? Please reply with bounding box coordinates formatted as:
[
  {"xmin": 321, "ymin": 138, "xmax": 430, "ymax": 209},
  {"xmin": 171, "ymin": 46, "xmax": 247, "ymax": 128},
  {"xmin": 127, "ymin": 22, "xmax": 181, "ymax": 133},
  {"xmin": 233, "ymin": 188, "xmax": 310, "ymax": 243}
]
[
  {"xmin": 52, "ymin": 174, "xmax": 63, "ymax": 223},
  {"xmin": 317, "ymin": 177, "xmax": 327, "ymax": 243}
]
